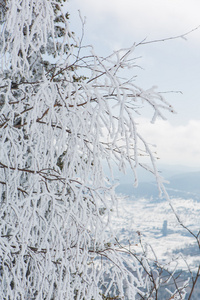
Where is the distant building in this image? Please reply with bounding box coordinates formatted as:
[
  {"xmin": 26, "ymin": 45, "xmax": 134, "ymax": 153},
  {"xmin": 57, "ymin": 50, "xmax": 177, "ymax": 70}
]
[{"xmin": 162, "ymin": 220, "xmax": 168, "ymax": 236}]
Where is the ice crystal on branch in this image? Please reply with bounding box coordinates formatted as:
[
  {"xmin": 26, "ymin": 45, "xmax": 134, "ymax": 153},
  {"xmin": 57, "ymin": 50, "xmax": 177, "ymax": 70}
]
[{"xmin": 0, "ymin": 1, "xmax": 187, "ymax": 299}]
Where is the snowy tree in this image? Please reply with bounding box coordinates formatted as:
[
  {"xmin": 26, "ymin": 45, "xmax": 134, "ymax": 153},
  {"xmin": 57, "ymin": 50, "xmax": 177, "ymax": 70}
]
[{"xmin": 0, "ymin": 0, "xmax": 193, "ymax": 299}]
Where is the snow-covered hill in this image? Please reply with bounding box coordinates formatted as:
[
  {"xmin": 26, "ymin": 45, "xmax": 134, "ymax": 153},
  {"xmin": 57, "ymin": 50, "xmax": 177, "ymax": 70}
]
[
  {"xmin": 116, "ymin": 170, "xmax": 200, "ymax": 200},
  {"xmin": 112, "ymin": 196, "xmax": 200, "ymax": 271}
]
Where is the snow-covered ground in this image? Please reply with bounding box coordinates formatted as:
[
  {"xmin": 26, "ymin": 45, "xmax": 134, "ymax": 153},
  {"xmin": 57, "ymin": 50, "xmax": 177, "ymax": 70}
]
[{"xmin": 111, "ymin": 196, "xmax": 200, "ymax": 271}]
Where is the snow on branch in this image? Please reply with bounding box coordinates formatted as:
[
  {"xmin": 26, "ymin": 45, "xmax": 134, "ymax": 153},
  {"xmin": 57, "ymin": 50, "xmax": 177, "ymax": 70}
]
[{"xmin": 0, "ymin": 1, "xmax": 186, "ymax": 299}]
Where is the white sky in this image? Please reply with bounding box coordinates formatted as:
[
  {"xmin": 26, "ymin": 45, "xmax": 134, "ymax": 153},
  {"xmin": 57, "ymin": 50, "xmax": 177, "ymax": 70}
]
[
  {"xmin": 137, "ymin": 118, "xmax": 200, "ymax": 167},
  {"xmin": 67, "ymin": 0, "xmax": 200, "ymax": 167}
]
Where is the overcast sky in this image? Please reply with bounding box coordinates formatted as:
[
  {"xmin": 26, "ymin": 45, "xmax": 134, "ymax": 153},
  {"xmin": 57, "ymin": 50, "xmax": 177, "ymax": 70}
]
[{"xmin": 67, "ymin": 0, "xmax": 200, "ymax": 168}]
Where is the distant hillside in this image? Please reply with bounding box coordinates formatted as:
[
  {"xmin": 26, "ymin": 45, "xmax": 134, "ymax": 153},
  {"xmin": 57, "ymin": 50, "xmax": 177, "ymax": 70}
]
[
  {"xmin": 116, "ymin": 171, "xmax": 200, "ymax": 200},
  {"xmin": 167, "ymin": 172, "xmax": 200, "ymax": 193}
]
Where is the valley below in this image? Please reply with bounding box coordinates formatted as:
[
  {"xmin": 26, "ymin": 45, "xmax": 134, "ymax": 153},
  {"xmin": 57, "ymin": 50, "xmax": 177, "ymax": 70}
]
[{"xmin": 111, "ymin": 166, "xmax": 200, "ymax": 298}]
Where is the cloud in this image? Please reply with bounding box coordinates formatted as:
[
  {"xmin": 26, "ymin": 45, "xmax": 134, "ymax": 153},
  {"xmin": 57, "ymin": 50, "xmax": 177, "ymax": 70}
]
[
  {"xmin": 70, "ymin": 0, "xmax": 200, "ymax": 47},
  {"xmin": 137, "ymin": 118, "xmax": 200, "ymax": 167}
]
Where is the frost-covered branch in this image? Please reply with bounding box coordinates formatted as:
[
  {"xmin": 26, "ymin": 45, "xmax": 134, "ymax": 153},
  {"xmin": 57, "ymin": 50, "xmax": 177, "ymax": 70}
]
[{"xmin": 0, "ymin": 0, "xmax": 197, "ymax": 299}]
